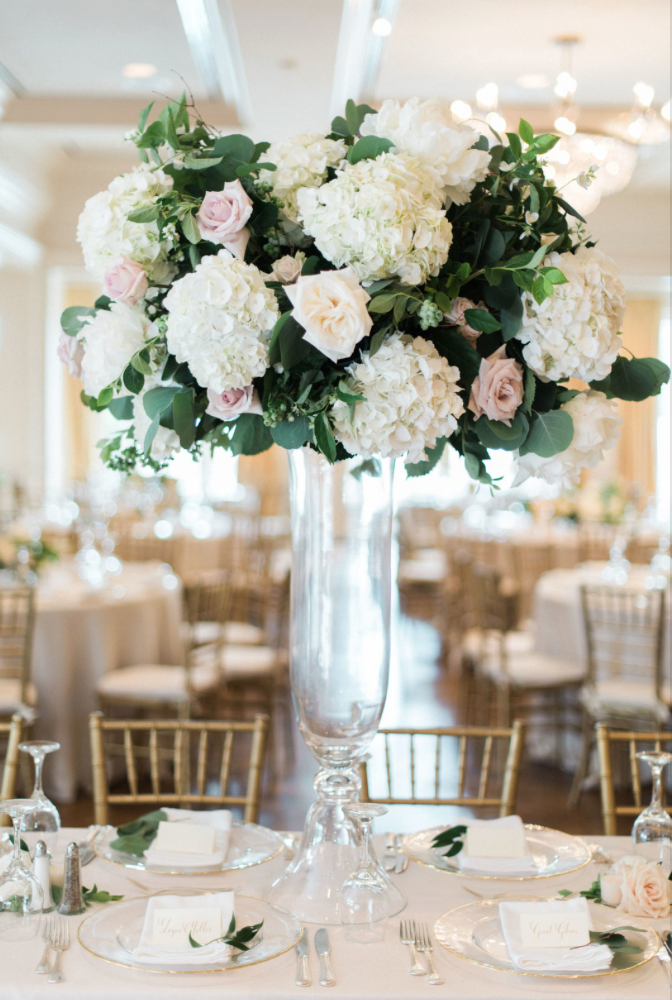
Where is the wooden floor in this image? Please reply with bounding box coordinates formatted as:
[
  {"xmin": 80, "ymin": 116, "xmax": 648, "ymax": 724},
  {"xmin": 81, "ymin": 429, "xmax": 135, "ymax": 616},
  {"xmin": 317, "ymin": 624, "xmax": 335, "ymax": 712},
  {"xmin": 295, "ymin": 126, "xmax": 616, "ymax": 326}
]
[{"xmin": 56, "ymin": 613, "xmax": 613, "ymax": 837}]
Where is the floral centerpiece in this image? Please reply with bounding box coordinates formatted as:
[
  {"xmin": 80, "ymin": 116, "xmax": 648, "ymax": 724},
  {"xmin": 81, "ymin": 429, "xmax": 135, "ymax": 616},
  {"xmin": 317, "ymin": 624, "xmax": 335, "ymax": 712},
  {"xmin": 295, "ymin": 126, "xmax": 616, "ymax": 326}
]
[{"xmin": 60, "ymin": 95, "xmax": 668, "ymax": 482}]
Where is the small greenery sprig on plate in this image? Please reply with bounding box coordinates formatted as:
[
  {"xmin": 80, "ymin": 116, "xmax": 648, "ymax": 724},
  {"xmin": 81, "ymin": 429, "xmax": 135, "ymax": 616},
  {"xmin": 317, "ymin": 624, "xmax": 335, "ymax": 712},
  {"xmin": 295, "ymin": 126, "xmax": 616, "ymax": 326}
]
[
  {"xmin": 51, "ymin": 884, "xmax": 124, "ymax": 907},
  {"xmin": 431, "ymin": 824, "xmax": 467, "ymax": 858},
  {"xmin": 189, "ymin": 913, "xmax": 264, "ymax": 952},
  {"xmin": 575, "ymin": 927, "xmax": 647, "ymax": 957},
  {"xmin": 109, "ymin": 809, "xmax": 167, "ymax": 856},
  {"xmin": 558, "ymin": 878, "xmax": 602, "ymax": 902}
]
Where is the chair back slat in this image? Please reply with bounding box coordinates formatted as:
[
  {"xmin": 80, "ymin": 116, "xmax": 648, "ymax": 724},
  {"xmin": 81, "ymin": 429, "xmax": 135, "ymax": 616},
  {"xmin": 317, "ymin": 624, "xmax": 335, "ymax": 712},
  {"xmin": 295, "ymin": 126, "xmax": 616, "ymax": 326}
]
[
  {"xmin": 360, "ymin": 722, "xmax": 524, "ymax": 816},
  {"xmin": 89, "ymin": 713, "xmax": 268, "ymax": 825},
  {"xmin": 0, "ymin": 586, "xmax": 35, "ymax": 703},
  {"xmin": 596, "ymin": 724, "xmax": 672, "ymax": 834},
  {"xmin": 0, "ymin": 714, "xmax": 25, "ymax": 825}
]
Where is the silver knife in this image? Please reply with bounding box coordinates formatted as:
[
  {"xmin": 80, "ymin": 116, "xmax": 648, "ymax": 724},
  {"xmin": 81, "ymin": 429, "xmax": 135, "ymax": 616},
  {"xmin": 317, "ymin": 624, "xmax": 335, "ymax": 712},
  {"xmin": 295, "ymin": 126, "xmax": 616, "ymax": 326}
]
[
  {"xmin": 394, "ymin": 834, "xmax": 408, "ymax": 873},
  {"xmin": 295, "ymin": 928, "xmax": 311, "ymax": 987},
  {"xmin": 383, "ymin": 833, "xmax": 397, "ymax": 872},
  {"xmin": 315, "ymin": 928, "xmax": 336, "ymax": 987}
]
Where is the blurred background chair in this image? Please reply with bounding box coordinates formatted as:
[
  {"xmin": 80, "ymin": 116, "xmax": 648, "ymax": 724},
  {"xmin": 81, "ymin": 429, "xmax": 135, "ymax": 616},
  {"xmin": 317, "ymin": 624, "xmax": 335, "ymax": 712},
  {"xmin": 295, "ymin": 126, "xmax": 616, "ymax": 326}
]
[
  {"xmin": 0, "ymin": 713, "xmax": 25, "ymax": 825},
  {"xmin": 0, "ymin": 585, "xmax": 37, "ymax": 723}
]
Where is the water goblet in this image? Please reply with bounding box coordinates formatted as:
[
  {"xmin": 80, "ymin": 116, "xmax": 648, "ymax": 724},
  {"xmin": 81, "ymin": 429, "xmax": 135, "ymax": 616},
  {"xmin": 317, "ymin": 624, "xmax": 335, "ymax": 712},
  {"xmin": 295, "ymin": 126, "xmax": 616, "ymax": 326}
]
[
  {"xmin": 18, "ymin": 741, "xmax": 61, "ymax": 838},
  {"xmin": 632, "ymin": 750, "xmax": 672, "ymax": 866},
  {"xmin": 339, "ymin": 803, "xmax": 400, "ymax": 944},
  {"xmin": 0, "ymin": 799, "xmax": 44, "ymax": 940}
]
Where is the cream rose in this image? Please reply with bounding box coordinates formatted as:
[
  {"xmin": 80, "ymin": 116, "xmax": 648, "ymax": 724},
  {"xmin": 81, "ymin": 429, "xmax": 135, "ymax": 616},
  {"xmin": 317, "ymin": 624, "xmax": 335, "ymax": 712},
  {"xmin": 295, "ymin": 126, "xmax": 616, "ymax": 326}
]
[
  {"xmin": 444, "ymin": 297, "xmax": 487, "ymax": 343},
  {"xmin": 271, "ymin": 253, "xmax": 304, "ymax": 285},
  {"xmin": 609, "ymin": 857, "xmax": 670, "ymax": 919},
  {"xmin": 468, "ymin": 345, "xmax": 524, "ymax": 425},
  {"xmin": 285, "ymin": 267, "xmax": 373, "ymax": 363},
  {"xmin": 103, "ymin": 256, "xmax": 149, "ymax": 305},
  {"xmin": 196, "ymin": 181, "xmax": 253, "ymax": 259},
  {"xmin": 205, "ymin": 385, "xmax": 262, "ymax": 421}
]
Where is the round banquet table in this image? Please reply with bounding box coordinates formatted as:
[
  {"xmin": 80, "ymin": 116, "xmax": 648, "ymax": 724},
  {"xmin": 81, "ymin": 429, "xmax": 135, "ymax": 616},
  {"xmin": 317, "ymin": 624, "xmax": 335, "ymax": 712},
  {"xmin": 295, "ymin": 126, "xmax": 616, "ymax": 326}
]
[
  {"xmin": 533, "ymin": 562, "xmax": 671, "ymax": 666},
  {"xmin": 1, "ymin": 828, "xmax": 669, "ymax": 1000},
  {"xmin": 32, "ymin": 560, "xmax": 183, "ymax": 802}
]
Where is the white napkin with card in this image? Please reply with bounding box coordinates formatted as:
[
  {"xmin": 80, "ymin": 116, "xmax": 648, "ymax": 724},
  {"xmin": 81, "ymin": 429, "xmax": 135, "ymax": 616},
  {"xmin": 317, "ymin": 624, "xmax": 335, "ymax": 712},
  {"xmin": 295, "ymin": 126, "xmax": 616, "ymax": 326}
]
[
  {"xmin": 455, "ymin": 816, "xmax": 539, "ymax": 875},
  {"xmin": 143, "ymin": 808, "xmax": 232, "ymax": 869},
  {"xmin": 499, "ymin": 899, "xmax": 613, "ymax": 972},
  {"xmin": 133, "ymin": 891, "xmax": 234, "ymax": 965}
]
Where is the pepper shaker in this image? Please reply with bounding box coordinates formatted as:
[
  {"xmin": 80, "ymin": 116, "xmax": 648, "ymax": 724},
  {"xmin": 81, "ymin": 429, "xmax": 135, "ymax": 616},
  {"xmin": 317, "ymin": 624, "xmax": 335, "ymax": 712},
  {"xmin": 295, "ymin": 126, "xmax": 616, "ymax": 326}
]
[
  {"xmin": 32, "ymin": 840, "xmax": 55, "ymax": 912},
  {"xmin": 58, "ymin": 842, "xmax": 86, "ymax": 915}
]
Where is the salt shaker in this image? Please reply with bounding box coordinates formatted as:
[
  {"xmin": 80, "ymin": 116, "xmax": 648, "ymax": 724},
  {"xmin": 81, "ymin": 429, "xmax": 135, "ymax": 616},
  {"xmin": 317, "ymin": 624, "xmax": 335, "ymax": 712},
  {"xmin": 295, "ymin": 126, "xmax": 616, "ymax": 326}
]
[
  {"xmin": 32, "ymin": 840, "xmax": 55, "ymax": 912},
  {"xmin": 58, "ymin": 842, "xmax": 86, "ymax": 915}
]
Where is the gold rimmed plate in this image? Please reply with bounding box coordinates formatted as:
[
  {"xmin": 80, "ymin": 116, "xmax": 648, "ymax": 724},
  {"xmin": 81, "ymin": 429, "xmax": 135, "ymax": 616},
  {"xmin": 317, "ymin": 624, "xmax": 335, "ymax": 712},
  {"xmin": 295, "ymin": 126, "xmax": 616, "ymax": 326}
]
[
  {"xmin": 95, "ymin": 821, "xmax": 283, "ymax": 874},
  {"xmin": 402, "ymin": 824, "xmax": 591, "ymax": 880},
  {"xmin": 78, "ymin": 890, "xmax": 301, "ymax": 974},
  {"xmin": 434, "ymin": 894, "xmax": 659, "ymax": 979}
]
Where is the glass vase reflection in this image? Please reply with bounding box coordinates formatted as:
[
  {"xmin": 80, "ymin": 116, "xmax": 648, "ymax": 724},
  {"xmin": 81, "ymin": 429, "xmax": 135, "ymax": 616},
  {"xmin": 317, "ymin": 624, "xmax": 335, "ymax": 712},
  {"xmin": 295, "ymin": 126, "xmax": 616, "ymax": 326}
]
[
  {"xmin": 0, "ymin": 799, "xmax": 44, "ymax": 940},
  {"xmin": 267, "ymin": 449, "xmax": 404, "ymax": 924}
]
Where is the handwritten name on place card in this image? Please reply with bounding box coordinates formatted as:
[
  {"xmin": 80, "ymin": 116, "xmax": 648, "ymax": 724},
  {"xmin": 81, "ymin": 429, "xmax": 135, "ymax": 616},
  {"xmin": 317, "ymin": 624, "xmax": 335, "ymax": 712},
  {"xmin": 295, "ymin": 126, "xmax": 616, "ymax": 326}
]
[
  {"xmin": 519, "ymin": 911, "xmax": 590, "ymax": 949},
  {"xmin": 152, "ymin": 907, "xmax": 222, "ymax": 946},
  {"xmin": 465, "ymin": 825, "xmax": 526, "ymax": 858},
  {"xmin": 152, "ymin": 821, "xmax": 217, "ymax": 855}
]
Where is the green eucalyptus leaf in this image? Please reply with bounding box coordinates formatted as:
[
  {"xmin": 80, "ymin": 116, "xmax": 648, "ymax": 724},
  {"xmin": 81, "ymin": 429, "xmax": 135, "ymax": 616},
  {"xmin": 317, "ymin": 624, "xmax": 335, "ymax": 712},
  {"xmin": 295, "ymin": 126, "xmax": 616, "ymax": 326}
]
[
  {"xmin": 123, "ymin": 364, "xmax": 145, "ymax": 394},
  {"xmin": 314, "ymin": 411, "xmax": 337, "ymax": 463},
  {"xmin": 519, "ymin": 118, "xmax": 534, "ymax": 144},
  {"xmin": 61, "ymin": 305, "xmax": 96, "ymax": 337},
  {"xmin": 180, "ymin": 212, "xmax": 201, "ymax": 244},
  {"xmin": 183, "ymin": 155, "xmax": 224, "ymax": 170},
  {"xmin": 172, "ymin": 389, "xmax": 195, "ymax": 448},
  {"xmin": 405, "ymin": 437, "xmax": 447, "ymax": 477},
  {"xmin": 143, "ymin": 385, "xmax": 181, "ymax": 419},
  {"xmin": 347, "ymin": 135, "xmax": 394, "ymax": 164},
  {"xmin": 526, "ymin": 409, "xmax": 574, "ymax": 457},
  {"xmin": 463, "ymin": 308, "xmax": 502, "ymax": 333},
  {"xmin": 126, "ymin": 205, "xmax": 160, "ymax": 224},
  {"xmin": 270, "ymin": 416, "xmax": 312, "ymax": 450},
  {"xmin": 108, "ymin": 396, "xmax": 134, "ymax": 420},
  {"xmin": 228, "ymin": 414, "xmax": 274, "ymax": 456},
  {"xmin": 136, "ymin": 120, "xmax": 166, "ymax": 149},
  {"xmin": 138, "ymin": 101, "xmax": 154, "ymax": 133}
]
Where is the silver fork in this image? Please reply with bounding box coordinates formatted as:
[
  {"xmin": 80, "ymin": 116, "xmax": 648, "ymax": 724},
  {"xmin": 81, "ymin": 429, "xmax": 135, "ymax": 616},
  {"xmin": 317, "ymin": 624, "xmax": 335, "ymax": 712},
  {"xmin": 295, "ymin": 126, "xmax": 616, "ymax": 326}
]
[
  {"xmin": 416, "ymin": 923, "xmax": 445, "ymax": 986},
  {"xmin": 399, "ymin": 920, "xmax": 426, "ymax": 976},
  {"xmin": 35, "ymin": 915, "xmax": 54, "ymax": 974},
  {"xmin": 47, "ymin": 918, "xmax": 71, "ymax": 984}
]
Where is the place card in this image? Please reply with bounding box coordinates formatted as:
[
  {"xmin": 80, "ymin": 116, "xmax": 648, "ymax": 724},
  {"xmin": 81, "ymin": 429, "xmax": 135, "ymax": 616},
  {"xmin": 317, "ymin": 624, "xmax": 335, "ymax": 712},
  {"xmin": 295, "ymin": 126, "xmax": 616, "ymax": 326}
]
[
  {"xmin": 519, "ymin": 910, "xmax": 590, "ymax": 949},
  {"xmin": 152, "ymin": 906, "xmax": 222, "ymax": 946},
  {"xmin": 152, "ymin": 821, "xmax": 217, "ymax": 855},
  {"xmin": 465, "ymin": 824, "xmax": 526, "ymax": 858}
]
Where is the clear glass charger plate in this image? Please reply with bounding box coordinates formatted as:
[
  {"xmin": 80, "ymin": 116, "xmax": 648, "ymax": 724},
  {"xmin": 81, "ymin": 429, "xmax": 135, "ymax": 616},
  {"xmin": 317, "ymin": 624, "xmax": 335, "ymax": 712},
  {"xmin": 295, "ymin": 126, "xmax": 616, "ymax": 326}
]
[
  {"xmin": 434, "ymin": 894, "xmax": 659, "ymax": 979},
  {"xmin": 402, "ymin": 824, "xmax": 591, "ymax": 879},
  {"xmin": 95, "ymin": 820, "xmax": 283, "ymax": 874},
  {"xmin": 78, "ymin": 890, "xmax": 301, "ymax": 974}
]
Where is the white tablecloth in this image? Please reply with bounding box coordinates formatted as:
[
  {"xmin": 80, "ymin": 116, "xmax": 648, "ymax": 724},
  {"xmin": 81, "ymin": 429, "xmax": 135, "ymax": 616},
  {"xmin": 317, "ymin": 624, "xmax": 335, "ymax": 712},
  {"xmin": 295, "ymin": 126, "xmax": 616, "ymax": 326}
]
[
  {"xmin": 32, "ymin": 562, "xmax": 183, "ymax": 802},
  {"xmin": 533, "ymin": 562, "xmax": 671, "ymax": 666},
  {"xmin": 2, "ymin": 831, "xmax": 669, "ymax": 1000}
]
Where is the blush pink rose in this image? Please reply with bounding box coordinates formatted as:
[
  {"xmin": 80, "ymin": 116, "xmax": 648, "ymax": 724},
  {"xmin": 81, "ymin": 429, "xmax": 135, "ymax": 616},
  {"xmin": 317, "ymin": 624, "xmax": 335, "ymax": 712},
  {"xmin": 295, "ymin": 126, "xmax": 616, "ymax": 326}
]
[
  {"xmin": 103, "ymin": 256, "xmax": 148, "ymax": 305},
  {"xmin": 205, "ymin": 385, "xmax": 262, "ymax": 421},
  {"xmin": 611, "ymin": 857, "xmax": 670, "ymax": 919},
  {"xmin": 468, "ymin": 345, "xmax": 524, "ymax": 426},
  {"xmin": 444, "ymin": 296, "xmax": 487, "ymax": 343},
  {"xmin": 196, "ymin": 181, "xmax": 253, "ymax": 259},
  {"xmin": 57, "ymin": 330, "xmax": 85, "ymax": 379}
]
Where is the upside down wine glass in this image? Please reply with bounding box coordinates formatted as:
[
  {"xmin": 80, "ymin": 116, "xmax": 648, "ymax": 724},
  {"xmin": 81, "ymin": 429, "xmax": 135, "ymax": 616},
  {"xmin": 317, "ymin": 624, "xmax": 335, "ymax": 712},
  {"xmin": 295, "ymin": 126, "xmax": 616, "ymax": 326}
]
[
  {"xmin": 632, "ymin": 750, "xmax": 672, "ymax": 867},
  {"xmin": 18, "ymin": 741, "xmax": 61, "ymax": 841},
  {"xmin": 0, "ymin": 799, "xmax": 44, "ymax": 940},
  {"xmin": 339, "ymin": 803, "xmax": 399, "ymax": 943}
]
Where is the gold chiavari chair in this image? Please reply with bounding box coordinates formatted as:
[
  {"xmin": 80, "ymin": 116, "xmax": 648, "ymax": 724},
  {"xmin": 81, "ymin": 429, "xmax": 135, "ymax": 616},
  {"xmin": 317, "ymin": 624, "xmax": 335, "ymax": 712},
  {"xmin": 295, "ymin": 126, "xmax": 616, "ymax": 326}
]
[
  {"xmin": 96, "ymin": 572, "xmax": 232, "ymax": 719},
  {"xmin": 468, "ymin": 563, "xmax": 583, "ymax": 741},
  {"xmin": 0, "ymin": 713, "xmax": 25, "ymax": 825},
  {"xmin": 595, "ymin": 724, "xmax": 672, "ymax": 835},
  {"xmin": 511, "ymin": 541, "xmax": 554, "ymax": 624},
  {"xmin": 360, "ymin": 722, "xmax": 524, "ymax": 816},
  {"xmin": 578, "ymin": 523, "xmax": 616, "ymax": 563},
  {"xmin": 569, "ymin": 584, "xmax": 668, "ymax": 806},
  {"xmin": 114, "ymin": 530, "xmax": 176, "ymax": 568},
  {"xmin": 89, "ymin": 712, "xmax": 268, "ymax": 825},
  {"xmin": 0, "ymin": 585, "xmax": 37, "ymax": 723}
]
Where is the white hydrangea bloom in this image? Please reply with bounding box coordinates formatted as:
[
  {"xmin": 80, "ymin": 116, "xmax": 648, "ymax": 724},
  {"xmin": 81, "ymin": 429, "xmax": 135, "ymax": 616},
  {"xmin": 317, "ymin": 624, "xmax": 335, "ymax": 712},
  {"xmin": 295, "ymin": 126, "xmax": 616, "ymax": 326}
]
[
  {"xmin": 133, "ymin": 373, "xmax": 181, "ymax": 464},
  {"xmin": 77, "ymin": 165, "xmax": 174, "ymax": 281},
  {"xmin": 297, "ymin": 151, "xmax": 452, "ymax": 286},
  {"xmin": 360, "ymin": 98, "xmax": 490, "ymax": 206},
  {"xmin": 517, "ymin": 246, "xmax": 625, "ymax": 382},
  {"xmin": 514, "ymin": 390, "xmax": 622, "ymax": 490},
  {"xmin": 164, "ymin": 249, "xmax": 279, "ymax": 393},
  {"xmin": 80, "ymin": 303, "xmax": 149, "ymax": 398},
  {"xmin": 331, "ymin": 333, "xmax": 464, "ymax": 464},
  {"xmin": 258, "ymin": 132, "xmax": 347, "ymax": 225}
]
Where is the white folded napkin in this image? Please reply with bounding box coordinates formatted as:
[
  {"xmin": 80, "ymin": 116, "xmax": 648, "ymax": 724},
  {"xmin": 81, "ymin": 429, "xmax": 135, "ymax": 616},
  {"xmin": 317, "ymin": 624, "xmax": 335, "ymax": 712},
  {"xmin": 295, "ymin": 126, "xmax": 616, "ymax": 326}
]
[
  {"xmin": 143, "ymin": 808, "xmax": 232, "ymax": 869},
  {"xmin": 133, "ymin": 891, "xmax": 234, "ymax": 966},
  {"xmin": 454, "ymin": 816, "xmax": 539, "ymax": 876},
  {"xmin": 499, "ymin": 899, "xmax": 613, "ymax": 973}
]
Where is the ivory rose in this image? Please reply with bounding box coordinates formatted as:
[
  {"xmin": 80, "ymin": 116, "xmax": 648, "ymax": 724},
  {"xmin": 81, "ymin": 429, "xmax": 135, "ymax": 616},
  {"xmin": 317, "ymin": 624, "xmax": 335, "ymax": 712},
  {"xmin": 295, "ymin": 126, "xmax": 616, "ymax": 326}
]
[
  {"xmin": 468, "ymin": 345, "xmax": 524, "ymax": 425},
  {"xmin": 196, "ymin": 181, "xmax": 253, "ymax": 259},
  {"xmin": 205, "ymin": 385, "xmax": 262, "ymax": 421},
  {"xmin": 443, "ymin": 297, "xmax": 486, "ymax": 343},
  {"xmin": 271, "ymin": 253, "xmax": 304, "ymax": 285},
  {"xmin": 608, "ymin": 856, "xmax": 670, "ymax": 919},
  {"xmin": 103, "ymin": 256, "xmax": 148, "ymax": 305},
  {"xmin": 285, "ymin": 267, "xmax": 372, "ymax": 363}
]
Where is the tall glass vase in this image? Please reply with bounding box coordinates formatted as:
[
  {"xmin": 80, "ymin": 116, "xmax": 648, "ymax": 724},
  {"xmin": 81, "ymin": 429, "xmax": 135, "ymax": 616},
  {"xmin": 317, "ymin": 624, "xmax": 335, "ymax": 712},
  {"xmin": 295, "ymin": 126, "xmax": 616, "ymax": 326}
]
[{"xmin": 266, "ymin": 447, "xmax": 404, "ymax": 924}]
